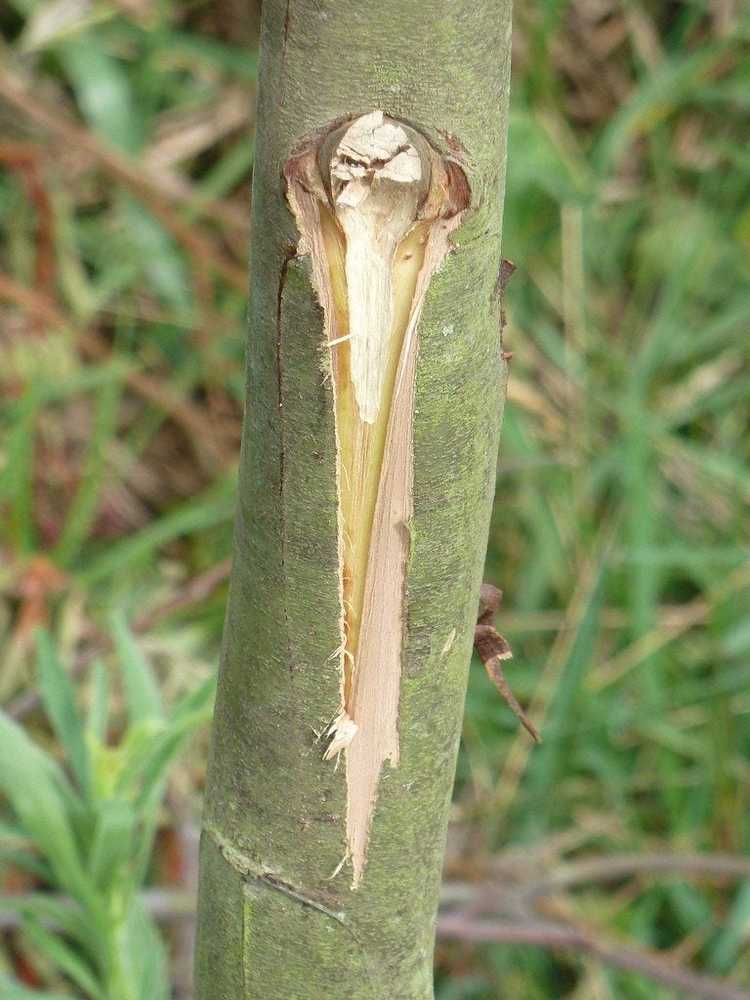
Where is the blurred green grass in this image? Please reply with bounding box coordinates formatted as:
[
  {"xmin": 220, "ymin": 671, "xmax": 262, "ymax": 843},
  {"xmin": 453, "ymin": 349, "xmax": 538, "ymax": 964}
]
[{"xmin": 1, "ymin": 0, "xmax": 749, "ymax": 996}]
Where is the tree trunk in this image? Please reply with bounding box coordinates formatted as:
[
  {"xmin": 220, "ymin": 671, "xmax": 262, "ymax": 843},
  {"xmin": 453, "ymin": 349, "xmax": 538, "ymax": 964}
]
[{"xmin": 194, "ymin": 2, "xmax": 513, "ymax": 998}]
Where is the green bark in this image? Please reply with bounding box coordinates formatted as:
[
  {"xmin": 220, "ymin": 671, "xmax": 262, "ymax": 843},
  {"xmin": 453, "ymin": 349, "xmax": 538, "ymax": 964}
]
[{"xmin": 195, "ymin": 2, "xmax": 512, "ymax": 998}]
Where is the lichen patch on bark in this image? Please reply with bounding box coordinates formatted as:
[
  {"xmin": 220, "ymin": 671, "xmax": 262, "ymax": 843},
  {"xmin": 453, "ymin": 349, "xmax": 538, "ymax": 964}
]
[{"xmin": 285, "ymin": 111, "xmax": 468, "ymax": 886}]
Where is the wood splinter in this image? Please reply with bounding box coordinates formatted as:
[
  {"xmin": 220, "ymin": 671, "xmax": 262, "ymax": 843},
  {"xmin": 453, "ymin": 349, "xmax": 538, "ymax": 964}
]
[{"xmin": 474, "ymin": 583, "xmax": 541, "ymax": 743}]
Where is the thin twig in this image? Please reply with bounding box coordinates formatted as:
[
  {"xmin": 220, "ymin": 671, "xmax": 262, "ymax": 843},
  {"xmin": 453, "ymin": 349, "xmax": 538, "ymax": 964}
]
[
  {"xmin": 133, "ymin": 559, "xmax": 231, "ymax": 633},
  {"xmin": 3, "ymin": 881, "xmax": 746, "ymax": 1000},
  {"xmin": 437, "ymin": 913, "xmax": 750, "ymax": 1000},
  {"xmin": 0, "ymin": 270, "xmax": 229, "ymax": 472},
  {"xmin": 526, "ymin": 852, "xmax": 750, "ymax": 898},
  {"xmin": 593, "ymin": 562, "xmax": 750, "ymax": 691},
  {"xmin": 0, "ymin": 68, "xmax": 247, "ymax": 292}
]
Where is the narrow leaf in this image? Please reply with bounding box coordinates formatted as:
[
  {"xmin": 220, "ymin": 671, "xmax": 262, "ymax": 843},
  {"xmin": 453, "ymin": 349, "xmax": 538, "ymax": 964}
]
[
  {"xmin": 21, "ymin": 920, "xmax": 104, "ymax": 1000},
  {"xmin": 88, "ymin": 799, "xmax": 136, "ymax": 893},
  {"xmin": 110, "ymin": 612, "xmax": 163, "ymax": 723},
  {"xmin": 0, "ymin": 712, "xmax": 90, "ymax": 902},
  {"xmin": 36, "ymin": 630, "xmax": 90, "ymax": 796},
  {"xmin": 87, "ymin": 660, "xmax": 110, "ymax": 747}
]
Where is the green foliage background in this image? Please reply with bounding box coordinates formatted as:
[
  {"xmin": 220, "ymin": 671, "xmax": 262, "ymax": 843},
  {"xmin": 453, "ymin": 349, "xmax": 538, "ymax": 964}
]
[{"xmin": 0, "ymin": 0, "xmax": 749, "ymax": 996}]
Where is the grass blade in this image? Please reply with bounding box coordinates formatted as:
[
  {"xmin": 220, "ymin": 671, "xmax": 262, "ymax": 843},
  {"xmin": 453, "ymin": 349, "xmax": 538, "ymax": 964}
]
[
  {"xmin": 110, "ymin": 612, "xmax": 164, "ymax": 724},
  {"xmin": 36, "ymin": 630, "xmax": 90, "ymax": 796}
]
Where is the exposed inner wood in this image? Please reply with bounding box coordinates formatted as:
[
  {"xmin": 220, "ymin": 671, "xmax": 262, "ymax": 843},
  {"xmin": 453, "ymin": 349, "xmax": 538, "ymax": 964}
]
[{"xmin": 285, "ymin": 111, "xmax": 468, "ymax": 886}]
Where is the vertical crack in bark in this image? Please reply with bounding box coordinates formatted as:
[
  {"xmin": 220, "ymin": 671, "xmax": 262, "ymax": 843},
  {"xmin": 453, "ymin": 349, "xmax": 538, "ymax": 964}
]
[
  {"xmin": 285, "ymin": 111, "xmax": 469, "ymax": 886},
  {"xmin": 276, "ymin": 247, "xmax": 297, "ymax": 672}
]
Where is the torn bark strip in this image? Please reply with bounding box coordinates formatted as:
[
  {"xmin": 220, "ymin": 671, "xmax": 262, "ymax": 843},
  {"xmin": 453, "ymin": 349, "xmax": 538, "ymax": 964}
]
[
  {"xmin": 285, "ymin": 111, "xmax": 469, "ymax": 885},
  {"xmin": 474, "ymin": 584, "xmax": 541, "ymax": 743}
]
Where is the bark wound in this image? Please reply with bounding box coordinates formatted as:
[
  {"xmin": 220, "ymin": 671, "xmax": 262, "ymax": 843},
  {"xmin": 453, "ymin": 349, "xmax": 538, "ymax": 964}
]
[{"xmin": 285, "ymin": 111, "xmax": 469, "ymax": 886}]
